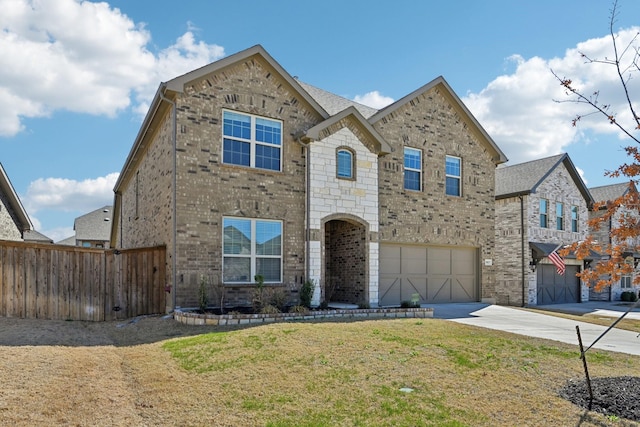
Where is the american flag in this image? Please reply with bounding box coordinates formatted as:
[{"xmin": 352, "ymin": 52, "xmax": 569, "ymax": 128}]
[{"xmin": 548, "ymin": 250, "xmax": 565, "ymax": 275}]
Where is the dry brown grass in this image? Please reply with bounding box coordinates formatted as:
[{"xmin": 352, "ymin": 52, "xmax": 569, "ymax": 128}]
[{"xmin": 1, "ymin": 316, "xmax": 639, "ymax": 426}]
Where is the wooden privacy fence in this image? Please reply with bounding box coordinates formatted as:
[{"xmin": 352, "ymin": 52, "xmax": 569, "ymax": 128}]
[{"xmin": 0, "ymin": 240, "xmax": 166, "ymax": 321}]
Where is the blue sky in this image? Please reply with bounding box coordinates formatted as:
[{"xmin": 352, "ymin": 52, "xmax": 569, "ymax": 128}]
[{"xmin": 1, "ymin": 0, "xmax": 640, "ymax": 242}]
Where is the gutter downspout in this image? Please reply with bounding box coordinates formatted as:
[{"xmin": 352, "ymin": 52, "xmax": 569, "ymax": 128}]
[
  {"xmin": 305, "ymin": 143, "xmax": 310, "ymax": 295},
  {"xmin": 519, "ymin": 195, "xmax": 526, "ymax": 307},
  {"xmin": 159, "ymin": 88, "xmax": 177, "ymax": 311}
]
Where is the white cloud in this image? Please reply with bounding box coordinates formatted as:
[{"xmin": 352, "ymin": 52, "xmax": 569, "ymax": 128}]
[
  {"xmin": 24, "ymin": 172, "xmax": 119, "ymax": 214},
  {"xmin": 353, "ymin": 91, "xmax": 394, "ymax": 109},
  {"xmin": 0, "ymin": 0, "xmax": 225, "ymax": 136},
  {"xmin": 462, "ymin": 27, "xmax": 640, "ymax": 165}
]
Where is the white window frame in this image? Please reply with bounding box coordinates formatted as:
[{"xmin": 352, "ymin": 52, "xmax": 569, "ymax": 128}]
[
  {"xmin": 621, "ymin": 257, "xmax": 634, "ymax": 289},
  {"xmin": 540, "ymin": 199, "xmax": 548, "ymax": 228},
  {"xmin": 445, "ymin": 155, "xmax": 462, "ymax": 196},
  {"xmin": 222, "ymin": 217, "xmax": 283, "ymax": 284},
  {"xmin": 404, "ymin": 147, "xmax": 422, "ymax": 191},
  {"xmin": 556, "ymin": 202, "xmax": 564, "ymax": 231},
  {"xmin": 222, "ymin": 110, "xmax": 283, "ymax": 172},
  {"xmin": 571, "ymin": 205, "xmax": 579, "ymax": 232},
  {"xmin": 337, "ymin": 148, "xmax": 355, "ymax": 179}
]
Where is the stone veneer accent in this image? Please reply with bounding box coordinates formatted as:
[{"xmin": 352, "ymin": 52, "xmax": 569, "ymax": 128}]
[
  {"xmin": 494, "ymin": 163, "xmax": 589, "ymax": 305},
  {"xmin": 308, "ymin": 126, "xmax": 380, "ymax": 305},
  {"xmin": 174, "ymin": 306, "xmax": 434, "ymax": 326},
  {"xmin": 0, "ymin": 191, "xmax": 23, "ymax": 241}
]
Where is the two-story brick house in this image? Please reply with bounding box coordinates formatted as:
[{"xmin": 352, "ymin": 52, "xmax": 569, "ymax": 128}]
[
  {"xmin": 495, "ymin": 153, "xmax": 594, "ymax": 306},
  {"xmin": 588, "ymin": 181, "xmax": 640, "ymax": 301},
  {"xmin": 110, "ymin": 45, "xmax": 507, "ymax": 310}
]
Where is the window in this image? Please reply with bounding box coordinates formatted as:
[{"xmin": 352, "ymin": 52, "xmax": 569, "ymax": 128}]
[
  {"xmin": 622, "ymin": 257, "xmax": 634, "ymax": 289},
  {"xmin": 222, "ymin": 110, "xmax": 282, "ymax": 171},
  {"xmin": 540, "ymin": 199, "xmax": 548, "ymax": 228},
  {"xmin": 571, "ymin": 206, "xmax": 578, "ymax": 232},
  {"xmin": 223, "ymin": 217, "xmax": 282, "ymax": 283},
  {"xmin": 556, "ymin": 202, "xmax": 564, "ymax": 231},
  {"xmin": 337, "ymin": 149, "xmax": 354, "ymax": 179},
  {"xmin": 445, "ymin": 155, "xmax": 461, "ymax": 196},
  {"xmin": 404, "ymin": 147, "xmax": 422, "ymax": 191}
]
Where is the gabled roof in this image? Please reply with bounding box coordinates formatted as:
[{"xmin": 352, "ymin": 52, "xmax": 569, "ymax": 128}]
[
  {"xmin": 589, "ymin": 182, "xmax": 632, "ymax": 203},
  {"xmin": 495, "ymin": 153, "xmax": 594, "ymax": 206},
  {"xmin": 165, "ymin": 45, "xmax": 329, "ymax": 117},
  {"xmin": 299, "ymin": 106, "xmax": 392, "ymax": 155},
  {"xmin": 369, "ymin": 76, "xmax": 508, "ymax": 165},
  {"xmin": 0, "ymin": 162, "xmax": 32, "ymax": 233},
  {"xmin": 75, "ymin": 205, "xmax": 113, "ymax": 241},
  {"xmin": 23, "ymin": 229, "xmax": 53, "ymax": 243},
  {"xmin": 297, "ymin": 81, "xmax": 379, "ymax": 119}
]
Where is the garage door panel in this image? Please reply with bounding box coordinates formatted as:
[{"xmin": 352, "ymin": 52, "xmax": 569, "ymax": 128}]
[
  {"xmin": 428, "ymin": 248, "xmax": 452, "ymax": 275},
  {"xmin": 452, "ymin": 249, "xmax": 475, "ymax": 275},
  {"xmin": 401, "ymin": 247, "xmax": 428, "ymax": 275},
  {"xmin": 380, "ymin": 246, "xmax": 401, "ymax": 274},
  {"xmin": 379, "ymin": 277, "xmax": 401, "ymax": 306},
  {"xmin": 405, "ymin": 277, "xmax": 427, "ymax": 300}
]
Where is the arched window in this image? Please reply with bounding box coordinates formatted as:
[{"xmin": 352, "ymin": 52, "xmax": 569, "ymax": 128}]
[{"xmin": 337, "ymin": 148, "xmax": 354, "ymax": 179}]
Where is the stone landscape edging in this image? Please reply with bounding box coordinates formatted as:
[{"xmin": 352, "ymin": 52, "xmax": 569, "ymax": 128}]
[{"xmin": 174, "ymin": 307, "xmax": 434, "ymax": 326}]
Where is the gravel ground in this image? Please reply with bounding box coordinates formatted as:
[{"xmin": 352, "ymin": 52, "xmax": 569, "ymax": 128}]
[
  {"xmin": 560, "ymin": 376, "xmax": 640, "ymax": 421},
  {"xmin": 0, "ymin": 314, "xmax": 220, "ymax": 347}
]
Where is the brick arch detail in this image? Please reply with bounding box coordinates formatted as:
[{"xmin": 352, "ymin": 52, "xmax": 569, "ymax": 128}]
[{"xmin": 321, "ymin": 214, "xmax": 370, "ymax": 305}]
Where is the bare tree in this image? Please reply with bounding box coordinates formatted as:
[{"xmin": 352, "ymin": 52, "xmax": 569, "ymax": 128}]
[{"xmin": 552, "ymin": 0, "xmax": 640, "ymax": 290}]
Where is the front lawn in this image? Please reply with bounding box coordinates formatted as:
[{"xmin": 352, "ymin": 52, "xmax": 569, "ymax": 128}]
[{"xmin": 160, "ymin": 319, "xmax": 637, "ymax": 426}]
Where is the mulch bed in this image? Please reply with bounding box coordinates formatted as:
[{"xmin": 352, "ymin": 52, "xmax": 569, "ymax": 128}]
[{"xmin": 559, "ymin": 376, "xmax": 640, "ymax": 421}]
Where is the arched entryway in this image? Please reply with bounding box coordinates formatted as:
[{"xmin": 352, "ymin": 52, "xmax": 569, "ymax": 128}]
[{"xmin": 323, "ymin": 216, "xmax": 368, "ymax": 305}]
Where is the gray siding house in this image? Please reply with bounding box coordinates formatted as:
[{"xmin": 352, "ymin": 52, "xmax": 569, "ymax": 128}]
[
  {"xmin": 0, "ymin": 163, "xmax": 32, "ymax": 241},
  {"xmin": 60, "ymin": 206, "xmax": 113, "ymax": 248},
  {"xmin": 495, "ymin": 153, "xmax": 594, "ymax": 306},
  {"xmin": 111, "ymin": 45, "xmax": 507, "ymax": 310}
]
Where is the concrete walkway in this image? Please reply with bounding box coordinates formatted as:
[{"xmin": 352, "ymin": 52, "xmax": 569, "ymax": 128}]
[{"xmin": 424, "ymin": 302, "xmax": 640, "ymax": 356}]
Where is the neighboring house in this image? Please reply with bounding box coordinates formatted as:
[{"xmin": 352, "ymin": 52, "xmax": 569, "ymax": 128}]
[
  {"xmin": 588, "ymin": 182, "xmax": 640, "ymax": 301},
  {"xmin": 111, "ymin": 45, "xmax": 507, "ymax": 310},
  {"xmin": 59, "ymin": 206, "xmax": 113, "ymax": 248},
  {"xmin": 495, "ymin": 153, "xmax": 594, "ymax": 306},
  {"xmin": 0, "ymin": 163, "xmax": 32, "ymax": 241},
  {"xmin": 23, "ymin": 229, "xmax": 53, "ymax": 244}
]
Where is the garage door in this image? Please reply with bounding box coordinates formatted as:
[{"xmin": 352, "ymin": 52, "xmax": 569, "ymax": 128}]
[
  {"xmin": 379, "ymin": 244, "xmax": 478, "ymax": 306},
  {"xmin": 537, "ymin": 264, "xmax": 580, "ymax": 304}
]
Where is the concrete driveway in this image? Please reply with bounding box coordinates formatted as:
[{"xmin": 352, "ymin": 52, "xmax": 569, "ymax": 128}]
[{"xmin": 424, "ymin": 302, "xmax": 640, "ymax": 356}]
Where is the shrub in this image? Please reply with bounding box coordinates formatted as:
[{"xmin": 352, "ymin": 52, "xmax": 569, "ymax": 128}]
[
  {"xmin": 289, "ymin": 305, "xmax": 309, "ymax": 314},
  {"xmin": 300, "ymin": 279, "xmax": 315, "ymax": 308},
  {"xmin": 260, "ymin": 304, "xmax": 280, "ymax": 314},
  {"xmin": 358, "ymin": 302, "xmax": 371, "ymax": 309},
  {"xmin": 621, "ymin": 291, "xmax": 638, "ymax": 302},
  {"xmin": 268, "ymin": 287, "xmax": 288, "ymax": 311}
]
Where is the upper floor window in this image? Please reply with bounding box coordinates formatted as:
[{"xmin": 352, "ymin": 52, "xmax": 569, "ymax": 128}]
[
  {"xmin": 404, "ymin": 147, "xmax": 422, "ymax": 191},
  {"xmin": 445, "ymin": 155, "xmax": 461, "ymax": 196},
  {"xmin": 337, "ymin": 148, "xmax": 354, "ymax": 179},
  {"xmin": 223, "ymin": 217, "xmax": 282, "ymax": 283},
  {"xmin": 540, "ymin": 199, "xmax": 548, "ymax": 228},
  {"xmin": 222, "ymin": 110, "xmax": 282, "ymax": 171},
  {"xmin": 556, "ymin": 202, "xmax": 564, "ymax": 231},
  {"xmin": 571, "ymin": 205, "xmax": 578, "ymax": 232}
]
